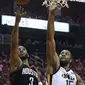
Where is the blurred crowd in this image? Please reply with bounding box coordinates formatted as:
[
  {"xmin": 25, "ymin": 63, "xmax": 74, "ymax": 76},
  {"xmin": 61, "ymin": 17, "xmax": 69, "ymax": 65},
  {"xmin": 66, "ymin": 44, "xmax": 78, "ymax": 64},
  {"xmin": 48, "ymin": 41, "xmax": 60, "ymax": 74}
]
[
  {"xmin": 57, "ymin": 40, "xmax": 85, "ymax": 49},
  {"xmin": 0, "ymin": 52, "xmax": 10, "ymax": 85},
  {"xmin": 0, "ymin": 7, "xmax": 85, "ymax": 26},
  {"xmin": 0, "ymin": 51, "xmax": 47, "ymax": 85},
  {"xmin": 0, "ymin": 4, "xmax": 85, "ymax": 85},
  {"xmin": 0, "ymin": 51, "xmax": 85, "ymax": 85},
  {"xmin": 71, "ymin": 59, "xmax": 85, "ymax": 83},
  {"xmin": 0, "ymin": 7, "xmax": 12, "ymax": 15},
  {"xmin": 0, "ymin": 35, "xmax": 84, "ymax": 85}
]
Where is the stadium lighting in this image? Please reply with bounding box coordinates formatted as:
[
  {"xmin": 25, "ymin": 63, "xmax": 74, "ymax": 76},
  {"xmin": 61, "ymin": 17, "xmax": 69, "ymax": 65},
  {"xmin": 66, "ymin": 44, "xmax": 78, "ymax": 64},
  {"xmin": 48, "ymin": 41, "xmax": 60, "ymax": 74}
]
[{"xmin": 1, "ymin": 15, "xmax": 69, "ymax": 32}]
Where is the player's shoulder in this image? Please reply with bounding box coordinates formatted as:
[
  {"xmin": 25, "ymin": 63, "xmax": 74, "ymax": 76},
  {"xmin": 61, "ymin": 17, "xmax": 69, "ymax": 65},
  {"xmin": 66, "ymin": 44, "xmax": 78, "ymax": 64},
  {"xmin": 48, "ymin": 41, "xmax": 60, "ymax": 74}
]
[
  {"xmin": 10, "ymin": 63, "xmax": 24, "ymax": 74},
  {"xmin": 75, "ymin": 73, "xmax": 84, "ymax": 85},
  {"xmin": 50, "ymin": 66, "xmax": 62, "ymax": 75},
  {"xmin": 73, "ymin": 72, "xmax": 84, "ymax": 82},
  {"xmin": 74, "ymin": 73, "xmax": 82, "ymax": 80}
]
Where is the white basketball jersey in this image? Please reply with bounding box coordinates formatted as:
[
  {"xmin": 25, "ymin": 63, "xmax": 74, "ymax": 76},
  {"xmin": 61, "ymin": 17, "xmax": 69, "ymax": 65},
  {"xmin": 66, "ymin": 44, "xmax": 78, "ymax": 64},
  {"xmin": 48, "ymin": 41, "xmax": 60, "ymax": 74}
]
[{"xmin": 48, "ymin": 67, "xmax": 77, "ymax": 85}]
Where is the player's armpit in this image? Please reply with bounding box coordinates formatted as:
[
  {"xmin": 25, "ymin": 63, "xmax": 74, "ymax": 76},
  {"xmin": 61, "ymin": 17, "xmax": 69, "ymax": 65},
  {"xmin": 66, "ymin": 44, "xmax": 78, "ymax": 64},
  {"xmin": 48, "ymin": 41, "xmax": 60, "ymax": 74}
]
[
  {"xmin": 47, "ymin": 65, "xmax": 54, "ymax": 74},
  {"xmin": 76, "ymin": 73, "xmax": 84, "ymax": 85},
  {"xmin": 10, "ymin": 55, "xmax": 22, "ymax": 73}
]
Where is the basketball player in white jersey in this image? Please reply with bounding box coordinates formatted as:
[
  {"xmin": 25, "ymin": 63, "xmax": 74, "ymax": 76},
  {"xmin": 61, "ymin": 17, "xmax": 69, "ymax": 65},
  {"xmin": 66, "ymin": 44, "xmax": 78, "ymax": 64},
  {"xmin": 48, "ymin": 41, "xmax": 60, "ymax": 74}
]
[{"xmin": 46, "ymin": 9, "xmax": 84, "ymax": 85}]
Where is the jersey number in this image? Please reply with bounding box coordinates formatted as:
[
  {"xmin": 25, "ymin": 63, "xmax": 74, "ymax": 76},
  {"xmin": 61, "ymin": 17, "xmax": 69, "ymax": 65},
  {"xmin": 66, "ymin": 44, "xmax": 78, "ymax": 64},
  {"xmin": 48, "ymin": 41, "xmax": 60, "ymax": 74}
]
[
  {"xmin": 29, "ymin": 77, "xmax": 34, "ymax": 85},
  {"xmin": 66, "ymin": 80, "xmax": 73, "ymax": 85}
]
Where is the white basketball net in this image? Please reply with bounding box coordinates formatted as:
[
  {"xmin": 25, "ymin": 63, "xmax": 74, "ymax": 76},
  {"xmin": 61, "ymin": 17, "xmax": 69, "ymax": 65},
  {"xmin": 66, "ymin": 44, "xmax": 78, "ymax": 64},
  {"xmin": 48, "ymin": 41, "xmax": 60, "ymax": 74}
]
[{"xmin": 42, "ymin": 0, "xmax": 69, "ymax": 10}]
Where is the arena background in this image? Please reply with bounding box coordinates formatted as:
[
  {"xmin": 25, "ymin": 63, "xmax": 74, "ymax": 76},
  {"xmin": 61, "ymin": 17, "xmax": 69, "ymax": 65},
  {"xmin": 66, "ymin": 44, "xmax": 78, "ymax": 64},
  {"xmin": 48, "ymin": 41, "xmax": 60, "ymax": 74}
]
[{"xmin": 0, "ymin": 0, "xmax": 85, "ymax": 85}]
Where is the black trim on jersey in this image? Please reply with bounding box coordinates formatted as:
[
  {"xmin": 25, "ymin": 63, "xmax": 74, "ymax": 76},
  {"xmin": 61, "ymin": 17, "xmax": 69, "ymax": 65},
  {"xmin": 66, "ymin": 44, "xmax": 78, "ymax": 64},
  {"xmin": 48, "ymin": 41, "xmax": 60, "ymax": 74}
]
[
  {"xmin": 47, "ymin": 74, "xmax": 52, "ymax": 85},
  {"xmin": 50, "ymin": 75, "xmax": 52, "ymax": 85},
  {"xmin": 52, "ymin": 66, "xmax": 60, "ymax": 75},
  {"xmin": 47, "ymin": 66, "xmax": 60, "ymax": 85},
  {"xmin": 66, "ymin": 69, "xmax": 70, "ymax": 72}
]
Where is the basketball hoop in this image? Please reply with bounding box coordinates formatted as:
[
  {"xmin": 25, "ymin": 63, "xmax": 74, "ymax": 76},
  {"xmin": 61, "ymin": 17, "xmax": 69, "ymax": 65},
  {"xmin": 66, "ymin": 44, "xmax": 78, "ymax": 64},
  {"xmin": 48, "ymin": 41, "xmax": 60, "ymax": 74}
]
[{"xmin": 42, "ymin": 0, "xmax": 69, "ymax": 10}]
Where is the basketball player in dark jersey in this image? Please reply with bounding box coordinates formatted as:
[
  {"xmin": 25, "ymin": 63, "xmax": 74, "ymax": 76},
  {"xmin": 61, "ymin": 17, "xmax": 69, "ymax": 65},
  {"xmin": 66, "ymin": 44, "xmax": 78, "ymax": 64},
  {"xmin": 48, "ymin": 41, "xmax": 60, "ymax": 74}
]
[
  {"xmin": 10, "ymin": 6, "xmax": 43, "ymax": 85},
  {"xmin": 46, "ymin": 8, "xmax": 84, "ymax": 85}
]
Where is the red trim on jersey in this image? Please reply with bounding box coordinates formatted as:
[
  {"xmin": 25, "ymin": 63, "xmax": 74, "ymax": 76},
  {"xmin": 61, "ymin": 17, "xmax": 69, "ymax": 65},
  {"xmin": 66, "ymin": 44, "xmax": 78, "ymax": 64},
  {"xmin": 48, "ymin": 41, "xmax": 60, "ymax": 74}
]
[{"xmin": 28, "ymin": 65, "xmax": 34, "ymax": 69}]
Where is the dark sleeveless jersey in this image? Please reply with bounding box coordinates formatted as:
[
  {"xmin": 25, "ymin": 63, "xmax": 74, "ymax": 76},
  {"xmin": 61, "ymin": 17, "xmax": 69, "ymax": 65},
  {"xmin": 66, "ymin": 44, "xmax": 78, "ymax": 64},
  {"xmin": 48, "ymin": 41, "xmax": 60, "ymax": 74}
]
[{"xmin": 10, "ymin": 64, "xmax": 38, "ymax": 85}]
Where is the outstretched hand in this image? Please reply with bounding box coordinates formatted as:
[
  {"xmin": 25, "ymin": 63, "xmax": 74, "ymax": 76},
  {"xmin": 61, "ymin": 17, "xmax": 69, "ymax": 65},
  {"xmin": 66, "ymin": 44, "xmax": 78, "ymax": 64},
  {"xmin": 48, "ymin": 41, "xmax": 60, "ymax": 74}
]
[{"xmin": 15, "ymin": 6, "xmax": 24, "ymax": 24}]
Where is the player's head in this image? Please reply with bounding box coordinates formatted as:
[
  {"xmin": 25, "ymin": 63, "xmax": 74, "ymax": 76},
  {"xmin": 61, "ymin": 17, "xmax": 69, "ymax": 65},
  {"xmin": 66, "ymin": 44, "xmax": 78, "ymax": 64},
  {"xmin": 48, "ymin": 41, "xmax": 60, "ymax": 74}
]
[
  {"xmin": 59, "ymin": 50, "xmax": 72, "ymax": 67},
  {"xmin": 18, "ymin": 46, "xmax": 29, "ymax": 61}
]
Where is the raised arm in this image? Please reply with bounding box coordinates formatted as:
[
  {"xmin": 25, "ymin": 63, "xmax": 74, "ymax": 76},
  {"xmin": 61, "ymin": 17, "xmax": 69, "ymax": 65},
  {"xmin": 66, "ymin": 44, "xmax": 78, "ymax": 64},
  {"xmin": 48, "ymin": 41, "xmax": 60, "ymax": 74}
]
[
  {"xmin": 10, "ymin": 7, "xmax": 24, "ymax": 72},
  {"xmin": 46, "ymin": 10, "xmax": 60, "ymax": 74}
]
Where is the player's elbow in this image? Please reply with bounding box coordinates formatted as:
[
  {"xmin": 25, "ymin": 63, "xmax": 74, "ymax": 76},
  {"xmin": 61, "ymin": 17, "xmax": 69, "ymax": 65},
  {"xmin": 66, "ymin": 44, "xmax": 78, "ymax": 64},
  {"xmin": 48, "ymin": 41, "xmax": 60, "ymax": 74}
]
[
  {"xmin": 46, "ymin": 40, "xmax": 55, "ymax": 53},
  {"xmin": 46, "ymin": 39, "xmax": 55, "ymax": 45},
  {"xmin": 46, "ymin": 40, "xmax": 52, "ymax": 50}
]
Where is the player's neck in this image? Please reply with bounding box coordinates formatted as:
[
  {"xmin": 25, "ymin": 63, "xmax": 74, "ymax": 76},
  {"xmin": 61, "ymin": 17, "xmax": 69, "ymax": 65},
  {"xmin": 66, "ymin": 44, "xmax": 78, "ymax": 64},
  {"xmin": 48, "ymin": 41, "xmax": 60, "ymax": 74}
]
[
  {"xmin": 23, "ymin": 59, "xmax": 29, "ymax": 66},
  {"xmin": 63, "ymin": 64, "xmax": 70, "ymax": 71}
]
